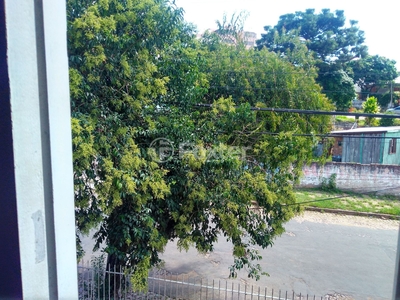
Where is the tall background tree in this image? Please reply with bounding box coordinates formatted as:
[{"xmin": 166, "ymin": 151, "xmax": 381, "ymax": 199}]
[
  {"xmin": 349, "ymin": 55, "xmax": 398, "ymax": 104},
  {"xmin": 256, "ymin": 9, "xmax": 372, "ymax": 111},
  {"xmin": 68, "ymin": 0, "xmax": 333, "ymax": 290}
]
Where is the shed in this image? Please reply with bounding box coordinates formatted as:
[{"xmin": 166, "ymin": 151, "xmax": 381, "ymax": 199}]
[{"xmin": 331, "ymin": 126, "xmax": 400, "ymax": 165}]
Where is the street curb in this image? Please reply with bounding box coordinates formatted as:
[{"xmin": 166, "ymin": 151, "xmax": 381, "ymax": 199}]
[{"xmin": 305, "ymin": 206, "xmax": 400, "ymax": 220}]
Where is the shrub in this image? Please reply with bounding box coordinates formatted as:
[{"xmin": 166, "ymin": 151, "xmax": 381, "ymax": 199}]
[
  {"xmin": 320, "ymin": 173, "xmax": 337, "ymax": 192},
  {"xmin": 379, "ymin": 112, "xmax": 396, "ymax": 126}
]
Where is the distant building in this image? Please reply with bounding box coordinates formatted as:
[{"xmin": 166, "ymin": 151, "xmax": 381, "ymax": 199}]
[
  {"xmin": 370, "ymin": 81, "xmax": 400, "ymax": 96},
  {"xmin": 331, "ymin": 126, "xmax": 400, "ymax": 165},
  {"xmin": 197, "ymin": 29, "xmax": 257, "ymax": 48},
  {"xmin": 243, "ymin": 31, "xmax": 257, "ymax": 48},
  {"xmin": 351, "ymin": 99, "xmax": 364, "ymax": 110},
  {"xmin": 354, "ymin": 78, "xmax": 400, "ymax": 108}
]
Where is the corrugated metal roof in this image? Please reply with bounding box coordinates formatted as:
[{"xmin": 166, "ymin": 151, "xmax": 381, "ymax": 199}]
[{"xmin": 332, "ymin": 126, "xmax": 400, "ymax": 135}]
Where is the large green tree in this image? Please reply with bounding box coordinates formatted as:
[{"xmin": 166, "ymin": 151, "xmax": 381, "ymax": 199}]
[
  {"xmin": 68, "ymin": 0, "xmax": 192, "ymax": 281},
  {"xmin": 256, "ymin": 9, "xmax": 368, "ymax": 111},
  {"xmin": 68, "ymin": 0, "xmax": 333, "ymax": 290},
  {"xmin": 349, "ymin": 55, "xmax": 398, "ymax": 101},
  {"xmin": 256, "ymin": 28, "xmax": 316, "ymax": 73},
  {"xmin": 318, "ymin": 68, "xmax": 356, "ymax": 110},
  {"xmin": 256, "ymin": 9, "xmax": 367, "ymax": 64}
]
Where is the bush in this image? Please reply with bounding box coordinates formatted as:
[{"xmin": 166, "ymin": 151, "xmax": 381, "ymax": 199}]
[
  {"xmin": 363, "ymin": 96, "xmax": 380, "ymax": 126},
  {"xmin": 378, "ymin": 92, "xmax": 400, "ymax": 109},
  {"xmin": 379, "ymin": 112, "xmax": 396, "ymax": 126},
  {"xmin": 320, "ymin": 173, "xmax": 337, "ymax": 192}
]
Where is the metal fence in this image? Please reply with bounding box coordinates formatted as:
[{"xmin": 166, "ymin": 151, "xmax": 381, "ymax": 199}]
[{"xmin": 78, "ymin": 261, "xmax": 333, "ymax": 300}]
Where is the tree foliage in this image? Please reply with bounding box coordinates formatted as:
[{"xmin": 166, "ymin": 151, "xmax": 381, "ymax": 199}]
[
  {"xmin": 350, "ymin": 55, "xmax": 398, "ymax": 100},
  {"xmin": 68, "ymin": 0, "xmax": 334, "ymax": 289},
  {"xmin": 379, "ymin": 112, "xmax": 396, "ymax": 127},
  {"xmin": 363, "ymin": 96, "xmax": 380, "ymax": 126},
  {"xmin": 213, "ymin": 11, "xmax": 249, "ymax": 46},
  {"xmin": 257, "ymin": 9, "xmax": 367, "ymax": 64},
  {"xmin": 318, "ymin": 69, "xmax": 356, "ymax": 111},
  {"xmin": 256, "ymin": 9, "xmax": 370, "ymax": 111},
  {"xmin": 257, "ymin": 28, "xmax": 316, "ymax": 73},
  {"xmin": 377, "ymin": 91, "xmax": 400, "ymax": 109},
  {"xmin": 68, "ymin": 0, "xmax": 195, "ymax": 285}
]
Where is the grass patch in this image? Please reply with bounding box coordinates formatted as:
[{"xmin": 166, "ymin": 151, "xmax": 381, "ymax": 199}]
[
  {"xmin": 295, "ymin": 188, "xmax": 400, "ymax": 216},
  {"xmin": 335, "ymin": 116, "xmax": 355, "ymax": 123}
]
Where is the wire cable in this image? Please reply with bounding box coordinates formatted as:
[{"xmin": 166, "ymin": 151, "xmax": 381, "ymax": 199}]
[{"xmin": 195, "ymin": 103, "xmax": 400, "ymax": 118}]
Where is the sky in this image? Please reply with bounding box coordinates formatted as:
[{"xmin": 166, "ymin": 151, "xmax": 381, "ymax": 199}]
[{"xmin": 175, "ymin": 0, "xmax": 400, "ymax": 71}]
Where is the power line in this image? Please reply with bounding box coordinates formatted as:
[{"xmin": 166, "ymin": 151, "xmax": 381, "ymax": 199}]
[
  {"xmin": 226, "ymin": 131, "xmax": 400, "ymax": 140},
  {"xmin": 204, "ymin": 68, "xmax": 398, "ymax": 78},
  {"xmin": 209, "ymin": 85, "xmax": 395, "ymax": 96},
  {"xmin": 195, "ymin": 103, "xmax": 400, "ymax": 118}
]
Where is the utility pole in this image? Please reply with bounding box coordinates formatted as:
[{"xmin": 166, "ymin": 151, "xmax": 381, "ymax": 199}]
[{"xmin": 389, "ymin": 81, "xmax": 394, "ymax": 108}]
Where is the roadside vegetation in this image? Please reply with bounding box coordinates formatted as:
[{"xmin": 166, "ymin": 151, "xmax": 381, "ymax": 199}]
[
  {"xmin": 334, "ymin": 115, "xmax": 366, "ymax": 127},
  {"xmin": 296, "ymin": 188, "xmax": 400, "ymax": 216},
  {"xmin": 335, "ymin": 115, "xmax": 400, "ymax": 127},
  {"xmin": 335, "ymin": 115, "xmax": 357, "ymax": 123}
]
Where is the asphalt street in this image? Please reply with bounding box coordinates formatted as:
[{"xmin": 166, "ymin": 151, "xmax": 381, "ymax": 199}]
[
  {"xmin": 158, "ymin": 214, "xmax": 399, "ymax": 300},
  {"xmin": 81, "ymin": 212, "xmax": 399, "ymax": 299}
]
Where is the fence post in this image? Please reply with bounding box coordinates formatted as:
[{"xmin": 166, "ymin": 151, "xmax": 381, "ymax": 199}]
[
  {"xmin": 212, "ymin": 279, "xmax": 215, "ymax": 300},
  {"xmin": 206, "ymin": 278, "xmax": 209, "ymax": 300}
]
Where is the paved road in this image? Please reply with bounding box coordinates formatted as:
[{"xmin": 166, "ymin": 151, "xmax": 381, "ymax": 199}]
[{"xmin": 158, "ymin": 212, "xmax": 399, "ymax": 300}]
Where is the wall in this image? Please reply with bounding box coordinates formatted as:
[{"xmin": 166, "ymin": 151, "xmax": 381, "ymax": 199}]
[
  {"xmin": 333, "ymin": 121, "xmax": 356, "ymax": 130},
  {"xmin": 342, "ymin": 133, "xmax": 383, "ymax": 164},
  {"xmin": 300, "ymin": 162, "xmax": 400, "ymax": 195}
]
